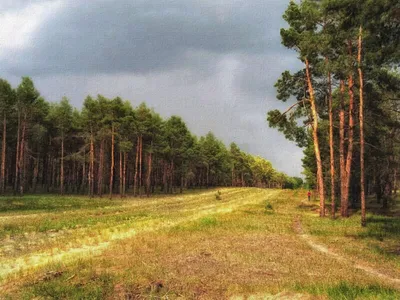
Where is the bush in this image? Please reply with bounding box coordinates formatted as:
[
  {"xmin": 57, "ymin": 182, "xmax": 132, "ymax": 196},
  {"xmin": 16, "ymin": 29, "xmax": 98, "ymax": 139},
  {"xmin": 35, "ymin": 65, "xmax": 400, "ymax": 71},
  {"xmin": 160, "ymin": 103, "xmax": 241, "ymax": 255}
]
[{"xmin": 265, "ymin": 202, "xmax": 273, "ymax": 210}]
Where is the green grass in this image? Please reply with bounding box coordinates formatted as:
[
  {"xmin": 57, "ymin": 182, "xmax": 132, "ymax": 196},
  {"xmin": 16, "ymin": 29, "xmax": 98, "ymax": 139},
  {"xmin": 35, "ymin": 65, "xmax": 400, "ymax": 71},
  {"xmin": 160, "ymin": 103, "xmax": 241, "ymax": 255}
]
[
  {"xmin": 17, "ymin": 264, "xmax": 115, "ymax": 300},
  {"xmin": 295, "ymin": 281, "xmax": 399, "ymax": 300},
  {"xmin": 0, "ymin": 195, "xmax": 120, "ymax": 213}
]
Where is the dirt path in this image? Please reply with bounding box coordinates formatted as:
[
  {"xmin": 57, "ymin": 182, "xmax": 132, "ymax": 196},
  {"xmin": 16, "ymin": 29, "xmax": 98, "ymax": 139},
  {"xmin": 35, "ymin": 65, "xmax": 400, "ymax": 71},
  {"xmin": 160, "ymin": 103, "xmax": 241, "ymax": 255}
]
[
  {"xmin": 0, "ymin": 189, "xmax": 279, "ymax": 280},
  {"xmin": 293, "ymin": 216, "xmax": 400, "ymax": 289}
]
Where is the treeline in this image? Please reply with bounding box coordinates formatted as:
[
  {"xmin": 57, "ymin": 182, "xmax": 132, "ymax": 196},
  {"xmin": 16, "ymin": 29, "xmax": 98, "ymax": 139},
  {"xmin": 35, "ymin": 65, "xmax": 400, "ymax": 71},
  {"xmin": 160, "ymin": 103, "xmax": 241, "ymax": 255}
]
[
  {"xmin": 268, "ymin": 0, "xmax": 399, "ymax": 225},
  {"xmin": 0, "ymin": 77, "xmax": 302, "ymax": 198}
]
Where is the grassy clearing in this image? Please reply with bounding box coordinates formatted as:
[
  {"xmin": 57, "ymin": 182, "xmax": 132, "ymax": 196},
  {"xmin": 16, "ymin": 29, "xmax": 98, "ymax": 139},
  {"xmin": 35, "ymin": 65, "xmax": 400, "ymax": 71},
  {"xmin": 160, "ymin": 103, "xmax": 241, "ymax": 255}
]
[{"xmin": 0, "ymin": 188, "xmax": 399, "ymax": 299}]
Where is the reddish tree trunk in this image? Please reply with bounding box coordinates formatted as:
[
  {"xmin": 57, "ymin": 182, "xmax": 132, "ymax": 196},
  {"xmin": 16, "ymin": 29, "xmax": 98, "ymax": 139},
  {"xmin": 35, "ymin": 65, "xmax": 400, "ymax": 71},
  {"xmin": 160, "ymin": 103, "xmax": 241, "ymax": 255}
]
[
  {"xmin": 109, "ymin": 124, "xmax": 115, "ymax": 199},
  {"xmin": 19, "ymin": 115, "xmax": 27, "ymax": 196},
  {"xmin": 51, "ymin": 157, "xmax": 56, "ymax": 191},
  {"xmin": 1, "ymin": 115, "xmax": 6, "ymax": 194},
  {"xmin": 327, "ymin": 68, "xmax": 335, "ymax": 219},
  {"xmin": 170, "ymin": 160, "xmax": 174, "ymax": 193},
  {"xmin": 123, "ymin": 152, "xmax": 127, "ymax": 197},
  {"xmin": 89, "ymin": 133, "xmax": 95, "ymax": 197},
  {"xmin": 134, "ymin": 136, "xmax": 139, "ymax": 197},
  {"xmin": 339, "ymin": 80, "xmax": 346, "ymax": 216},
  {"xmin": 206, "ymin": 165, "xmax": 209, "ymax": 188},
  {"xmin": 180, "ymin": 173, "xmax": 183, "ymax": 194},
  {"xmin": 139, "ymin": 135, "xmax": 143, "ymax": 196},
  {"xmin": 82, "ymin": 155, "xmax": 86, "ymax": 194},
  {"xmin": 33, "ymin": 157, "xmax": 39, "ymax": 193},
  {"xmin": 358, "ymin": 26, "xmax": 366, "ymax": 226},
  {"xmin": 340, "ymin": 41, "xmax": 356, "ymax": 218},
  {"xmin": 305, "ymin": 59, "xmax": 325, "ymax": 217},
  {"xmin": 98, "ymin": 139, "xmax": 104, "ymax": 197},
  {"xmin": 146, "ymin": 148, "xmax": 152, "ymax": 197},
  {"xmin": 343, "ymin": 76, "xmax": 355, "ymax": 217},
  {"xmin": 119, "ymin": 151, "xmax": 123, "ymax": 197},
  {"xmin": 60, "ymin": 133, "xmax": 64, "ymax": 195},
  {"xmin": 162, "ymin": 161, "xmax": 167, "ymax": 193},
  {"xmin": 14, "ymin": 112, "xmax": 20, "ymax": 195}
]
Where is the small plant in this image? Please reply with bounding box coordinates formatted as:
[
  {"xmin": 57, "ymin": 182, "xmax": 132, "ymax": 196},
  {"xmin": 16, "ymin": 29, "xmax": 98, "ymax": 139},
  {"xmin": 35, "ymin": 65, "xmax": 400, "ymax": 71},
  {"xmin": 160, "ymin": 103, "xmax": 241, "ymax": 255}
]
[{"xmin": 265, "ymin": 201, "xmax": 273, "ymax": 210}]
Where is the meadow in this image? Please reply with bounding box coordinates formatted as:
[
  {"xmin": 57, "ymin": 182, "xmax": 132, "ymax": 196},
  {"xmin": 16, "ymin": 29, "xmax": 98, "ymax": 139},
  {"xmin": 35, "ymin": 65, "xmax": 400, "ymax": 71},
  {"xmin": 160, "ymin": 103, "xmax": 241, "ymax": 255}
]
[{"xmin": 0, "ymin": 188, "xmax": 399, "ymax": 299}]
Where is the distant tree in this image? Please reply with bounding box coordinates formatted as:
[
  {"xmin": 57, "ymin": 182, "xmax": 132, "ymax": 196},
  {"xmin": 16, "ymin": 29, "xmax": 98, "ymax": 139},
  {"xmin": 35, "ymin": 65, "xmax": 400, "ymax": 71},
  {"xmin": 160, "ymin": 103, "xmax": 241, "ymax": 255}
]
[
  {"xmin": 48, "ymin": 97, "xmax": 73, "ymax": 195},
  {"xmin": 15, "ymin": 77, "xmax": 40, "ymax": 196}
]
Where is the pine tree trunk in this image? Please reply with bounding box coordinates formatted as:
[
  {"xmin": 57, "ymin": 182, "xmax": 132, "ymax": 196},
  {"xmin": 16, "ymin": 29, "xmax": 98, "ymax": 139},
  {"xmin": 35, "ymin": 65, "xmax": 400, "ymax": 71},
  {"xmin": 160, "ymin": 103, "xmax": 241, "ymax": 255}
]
[
  {"xmin": 19, "ymin": 115, "xmax": 27, "ymax": 196},
  {"xmin": 358, "ymin": 26, "xmax": 366, "ymax": 226},
  {"xmin": 146, "ymin": 144, "xmax": 152, "ymax": 197},
  {"xmin": 339, "ymin": 80, "xmax": 346, "ymax": 216},
  {"xmin": 119, "ymin": 151, "xmax": 123, "ymax": 197},
  {"xmin": 123, "ymin": 152, "xmax": 127, "ymax": 197},
  {"xmin": 305, "ymin": 59, "xmax": 325, "ymax": 217},
  {"xmin": 23, "ymin": 143, "xmax": 27, "ymax": 193},
  {"xmin": 180, "ymin": 173, "xmax": 183, "ymax": 194},
  {"xmin": 134, "ymin": 136, "xmax": 139, "ymax": 197},
  {"xmin": 109, "ymin": 124, "xmax": 115, "ymax": 199},
  {"xmin": 60, "ymin": 133, "xmax": 64, "ymax": 195},
  {"xmin": 51, "ymin": 158, "xmax": 55, "ymax": 192},
  {"xmin": 1, "ymin": 114, "xmax": 6, "ymax": 194},
  {"xmin": 163, "ymin": 161, "xmax": 167, "ymax": 193},
  {"xmin": 171, "ymin": 160, "xmax": 174, "ymax": 193},
  {"xmin": 14, "ymin": 112, "xmax": 20, "ymax": 195},
  {"xmin": 139, "ymin": 135, "xmax": 143, "ymax": 196},
  {"xmin": 343, "ymin": 76, "xmax": 355, "ymax": 217},
  {"xmin": 327, "ymin": 68, "xmax": 335, "ymax": 219},
  {"xmin": 33, "ymin": 157, "xmax": 39, "ymax": 193},
  {"xmin": 82, "ymin": 156, "xmax": 86, "ymax": 195},
  {"xmin": 46, "ymin": 139, "xmax": 51, "ymax": 192},
  {"xmin": 339, "ymin": 41, "xmax": 356, "ymax": 217},
  {"xmin": 98, "ymin": 139, "xmax": 104, "ymax": 197},
  {"xmin": 206, "ymin": 165, "xmax": 209, "ymax": 188},
  {"xmin": 90, "ymin": 133, "xmax": 94, "ymax": 197}
]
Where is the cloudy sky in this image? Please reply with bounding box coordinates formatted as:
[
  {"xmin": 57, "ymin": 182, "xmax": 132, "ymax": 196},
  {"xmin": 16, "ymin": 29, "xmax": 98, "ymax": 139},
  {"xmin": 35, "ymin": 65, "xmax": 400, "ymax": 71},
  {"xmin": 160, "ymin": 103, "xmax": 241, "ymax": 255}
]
[{"xmin": 0, "ymin": 0, "xmax": 304, "ymax": 176}]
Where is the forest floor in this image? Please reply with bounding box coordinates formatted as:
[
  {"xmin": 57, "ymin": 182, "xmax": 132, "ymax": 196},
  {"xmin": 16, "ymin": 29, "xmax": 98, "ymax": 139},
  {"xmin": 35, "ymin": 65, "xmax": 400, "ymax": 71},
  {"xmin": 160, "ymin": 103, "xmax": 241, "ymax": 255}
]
[{"xmin": 0, "ymin": 188, "xmax": 399, "ymax": 299}]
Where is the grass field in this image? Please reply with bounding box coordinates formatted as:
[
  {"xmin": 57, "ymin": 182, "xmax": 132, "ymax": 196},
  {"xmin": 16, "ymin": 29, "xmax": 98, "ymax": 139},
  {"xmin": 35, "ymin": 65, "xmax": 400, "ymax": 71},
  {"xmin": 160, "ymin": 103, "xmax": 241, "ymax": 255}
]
[{"xmin": 0, "ymin": 188, "xmax": 399, "ymax": 299}]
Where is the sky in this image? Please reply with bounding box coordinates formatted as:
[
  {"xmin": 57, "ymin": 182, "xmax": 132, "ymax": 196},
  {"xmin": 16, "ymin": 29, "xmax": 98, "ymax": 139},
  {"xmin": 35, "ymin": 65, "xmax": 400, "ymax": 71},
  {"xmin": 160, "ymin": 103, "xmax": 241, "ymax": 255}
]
[{"xmin": 0, "ymin": 0, "xmax": 304, "ymax": 177}]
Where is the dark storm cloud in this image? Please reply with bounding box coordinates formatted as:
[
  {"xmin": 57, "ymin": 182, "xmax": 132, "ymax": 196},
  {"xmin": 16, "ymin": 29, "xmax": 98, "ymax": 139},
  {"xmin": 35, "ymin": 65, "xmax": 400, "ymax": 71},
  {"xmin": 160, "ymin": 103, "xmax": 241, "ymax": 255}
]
[
  {"xmin": 234, "ymin": 53, "xmax": 302, "ymax": 99},
  {"xmin": 2, "ymin": 0, "xmax": 288, "ymax": 75},
  {"xmin": 1, "ymin": 0, "xmax": 305, "ymax": 177}
]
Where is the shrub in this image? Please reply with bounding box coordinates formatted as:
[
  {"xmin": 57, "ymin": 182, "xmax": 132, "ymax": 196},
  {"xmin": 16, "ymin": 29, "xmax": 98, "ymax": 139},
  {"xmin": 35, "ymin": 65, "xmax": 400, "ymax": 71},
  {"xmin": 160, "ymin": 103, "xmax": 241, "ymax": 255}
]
[{"xmin": 265, "ymin": 201, "xmax": 273, "ymax": 210}]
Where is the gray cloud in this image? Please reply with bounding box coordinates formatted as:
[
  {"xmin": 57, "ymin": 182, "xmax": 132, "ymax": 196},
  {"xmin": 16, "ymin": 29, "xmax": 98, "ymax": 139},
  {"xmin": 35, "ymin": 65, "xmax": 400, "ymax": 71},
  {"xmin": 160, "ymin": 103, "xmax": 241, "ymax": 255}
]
[
  {"xmin": 1, "ymin": 0, "xmax": 305, "ymax": 177},
  {"xmin": 3, "ymin": 0, "xmax": 288, "ymax": 75}
]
